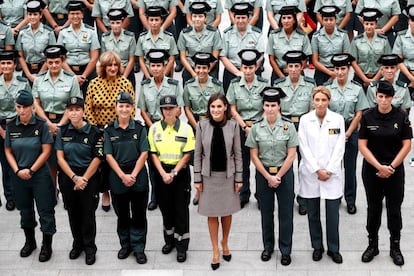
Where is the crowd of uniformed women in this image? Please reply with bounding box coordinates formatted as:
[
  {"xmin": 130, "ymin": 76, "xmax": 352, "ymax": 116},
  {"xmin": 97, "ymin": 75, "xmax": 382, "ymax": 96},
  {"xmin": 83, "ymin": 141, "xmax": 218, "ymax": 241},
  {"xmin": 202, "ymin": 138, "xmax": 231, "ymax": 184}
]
[{"xmin": 0, "ymin": 0, "xmax": 413, "ymax": 270}]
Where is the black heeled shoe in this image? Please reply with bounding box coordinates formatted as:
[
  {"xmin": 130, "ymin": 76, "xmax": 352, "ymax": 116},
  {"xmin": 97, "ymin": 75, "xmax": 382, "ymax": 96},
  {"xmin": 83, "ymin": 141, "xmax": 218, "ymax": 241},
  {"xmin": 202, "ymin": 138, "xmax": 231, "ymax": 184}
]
[
  {"xmin": 223, "ymin": 254, "xmax": 232, "ymax": 262},
  {"xmin": 211, "ymin": 262, "xmax": 220, "ymax": 270}
]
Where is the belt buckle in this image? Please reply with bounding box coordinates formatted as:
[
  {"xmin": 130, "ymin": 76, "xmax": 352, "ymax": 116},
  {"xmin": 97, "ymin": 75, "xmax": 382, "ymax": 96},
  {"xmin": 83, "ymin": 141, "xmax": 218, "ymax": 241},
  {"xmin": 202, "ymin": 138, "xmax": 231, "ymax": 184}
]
[
  {"xmin": 31, "ymin": 63, "xmax": 39, "ymax": 70},
  {"xmin": 57, "ymin": 14, "xmax": 64, "ymax": 20},
  {"xmin": 198, "ymin": 115, "xmax": 206, "ymax": 120},
  {"xmin": 72, "ymin": 66, "xmax": 80, "ymax": 72},
  {"xmin": 268, "ymin": 167, "xmax": 278, "ymax": 174},
  {"xmin": 244, "ymin": 120, "xmax": 253, "ymax": 127},
  {"xmin": 48, "ymin": 113, "xmax": 57, "ymax": 120},
  {"xmin": 291, "ymin": 116, "xmax": 299, "ymax": 123}
]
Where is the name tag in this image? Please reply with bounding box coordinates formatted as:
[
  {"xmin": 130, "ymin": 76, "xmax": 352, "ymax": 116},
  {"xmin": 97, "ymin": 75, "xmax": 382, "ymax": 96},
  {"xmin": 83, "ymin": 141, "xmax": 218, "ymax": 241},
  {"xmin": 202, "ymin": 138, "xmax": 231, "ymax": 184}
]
[
  {"xmin": 329, "ymin": 128, "xmax": 340, "ymax": 135},
  {"xmin": 175, "ymin": 136, "xmax": 187, "ymax": 142}
]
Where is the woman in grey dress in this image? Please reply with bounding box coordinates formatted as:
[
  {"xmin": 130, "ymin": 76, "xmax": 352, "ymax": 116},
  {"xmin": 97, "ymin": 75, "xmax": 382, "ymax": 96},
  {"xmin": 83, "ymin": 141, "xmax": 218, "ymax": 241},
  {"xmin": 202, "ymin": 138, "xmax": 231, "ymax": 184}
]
[{"xmin": 193, "ymin": 93, "xmax": 243, "ymax": 270}]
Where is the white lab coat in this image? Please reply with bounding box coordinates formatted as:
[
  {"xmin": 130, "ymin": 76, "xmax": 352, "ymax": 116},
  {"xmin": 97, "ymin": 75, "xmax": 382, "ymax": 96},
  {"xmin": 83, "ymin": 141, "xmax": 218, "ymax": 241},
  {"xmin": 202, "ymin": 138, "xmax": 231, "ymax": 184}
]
[{"xmin": 298, "ymin": 109, "xmax": 345, "ymax": 199}]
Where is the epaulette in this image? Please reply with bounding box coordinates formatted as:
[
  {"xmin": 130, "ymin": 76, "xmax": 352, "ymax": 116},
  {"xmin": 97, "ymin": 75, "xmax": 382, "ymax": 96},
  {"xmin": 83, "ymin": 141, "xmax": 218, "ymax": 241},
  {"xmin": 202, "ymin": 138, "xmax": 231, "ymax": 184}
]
[
  {"xmin": 206, "ymin": 25, "xmax": 217, "ymax": 31},
  {"xmin": 396, "ymin": 30, "xmax": 407, "ymax": 36},
  {"xmin": 296, "ymin": 28, "xmax": 306, "ymax": 35},
  {"xmin": 230, "ymin": 76, "xmax": 242, "ymax": 83},
  {"xmin": 396, "ymin": 80, "xmax": 408, "ymax": 88},
  {"xmin": 0, "ymin": 19, "xmax": 7, "ymax": 26},
  {"xmin": 223, "ymin": 26, "xmax": 233, "ymax": 33},
  {"xmin": 257, "ymin": 76, "xmax": 268, "ymax": 83},
  {"xmin": 84, "ymin": 24, "xmax": 95, "ymax": 30},
  {"xmin": 304, "ymin": 76, "xmax": 316, "ymax": 85},
  {"xmin": 377, "ymin": 33, "xmax": 387, "ymax": 39},
  {"xmin": 354, "ymin": 33, "xmax": 364, "ymax": 40},
  {"xmin": 63, "ymin": 70, "xmax": 75, "ymax": 76},
  {"xmin": 134, "ymin": 119, "xmax": 145, "ymax": 127},
  {"xmin": 35, "ymin": 115, "xmax": 47, "ymax": 122},
  {"xmin": 107, "ymin": 121, "xmax": 114, "ymax": 127},
  {"xmin": 61, "ymin": 25, "xmax": 70, "ymax": 30},
  {"xmin": 351, "ymin": 79, "xmax": 363, "ymax": 87},
  {"xmin": 313, "ymin": 29, "xmax": 320, "ymax": 36},
  {"xmin": 16, "ymin": 76, "xmax": 28, "ymax": 82},
  {"xmin": 338, "ymin": 28, "xmax": 347, "ymax": 33},
  {"xmin": 167, "ymin": 78, "xmax": 179, "ymax": 85},
  {"xmin": 212, "ymin": 77, "xmax": 222, "ymax": 86},
  {"xmin": 37, "ymin": 71, "xmax": 47, "ymax": 76},
  {"xmin": 43, "ymin": 25, "xmax": 53, "ymax": 32},
  {"xmin": 163, "ymin": 30, "xmax": 174, "ymax": 36},
  {"xmin": 273, "ymin": 77, "xmax": 286, "ymax": 85},
  {"xmin": 323, "ymin": 80, "xmax": 333, "ymax": 86},
  {"xmin": 20, "ymin": 25, "xmax": 30, "ymax": 31},
  {"xmin": 140, "ymin": 79, "xmax": 151, "ymax": 85},
  {"xmin": 254, "ymin": 117, "xmax": 264, "ymax": 124},
  {"xmin": 185, "ymin": 77, "xmax": 196, "ymax": 84},
  {"xmin": 102, "ymin": 31, "xmax": 111, "ymax": 37},
  {"xmin": 270, "ymin": 28, "xmax": 282, "ymax": 34},
  {"xmin": 182, "ymin": 26, "xmax": 193, "ymax": 33},
  {"xmin": 369, "ymin": 80, "xmax": 379, "ymax": 87},
  {"xmin": 252, "ymin": 26, "xmax": 261, "ymax": 33},
  {"xmin": 123, "ymin": 30, "xmax": 134, "ymax": 36},
  {"xmin": 281, "ymin": 116, "xmax": 293, "ymax": 123},
  {"xmin": 139, "ymin": 30, "xmax": 148, "ymax": 36}
]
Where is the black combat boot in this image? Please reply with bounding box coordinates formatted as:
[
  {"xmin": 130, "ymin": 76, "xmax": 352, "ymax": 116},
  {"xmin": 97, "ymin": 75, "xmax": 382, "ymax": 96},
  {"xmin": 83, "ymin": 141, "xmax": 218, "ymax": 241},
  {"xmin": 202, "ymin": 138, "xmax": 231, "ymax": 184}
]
[
  {"xmin": 38, "ymin": 234, "xmax": 53, "ymax": 262},
  {"xmin": 20, "ymin": 228, "xmax": 37, "ymax": 257},
  {"xmin": 390, "ymin": 239, "xmax": 404, "ymax": 266},
  {"xmin": 361, "ymin": 237, "xmax": 379, "ymax": 263}
]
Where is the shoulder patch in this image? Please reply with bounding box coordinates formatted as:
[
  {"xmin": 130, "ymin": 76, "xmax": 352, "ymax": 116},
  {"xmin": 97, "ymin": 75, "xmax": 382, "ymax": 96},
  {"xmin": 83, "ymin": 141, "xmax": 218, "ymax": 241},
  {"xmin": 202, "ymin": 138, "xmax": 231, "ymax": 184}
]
[
  {"xmin": 369, "ymin": 80, "xmax": 379, "ymax": 87},
  {"xmin": 139, "ymin": 31, "xmax": 148, "ymax": 36},
  {"xmin": 206, "ymin": 25, "xmax": 217, "ymax": 32},
  {"xmin": 252, "ymin": 26, "xmax": 261, "ymax": 33},
  {"xmin": 84, "ymin": 24, "xmax": 95, "ymax": 30},
  {"xmin": 183, "ymin": 26, "xmax": 193, "ymax": 33},
  {"xmin": 230, "ymin": 76, "xmax": 242, "ymax": 83},
  {"xmin": 140, "ymin": 79, "xmax": 151, "ymax": 85},
  {"xmin": 351, "ymin": 80, "xmax": 363, "ymax": 87},
  {"xmin": 223, "ymin": 26, "xmax": 233, "ymax": 33},
  {"xmin": 123, "ymin": 30, "xmax": 134, "ymax": 36},
  {"xmin": 163, "ymin": 30, "xmax": 173, "ymax": 36},
  {"xmin": 16, "ymin": 76, "xmax": 28, "ymax": 82},
  {"xmin": 323, "ymin": 80, "xmax": 333, "ymax": 86},
  {"xmin": 304, "ymin": 76, "xmax": 316, "ymax": 84},
  {"xmin": 396, "ymin": 80, "xmax": 408, "ymax": 88},
  {"xmin": 212, "ymin": 77, "xmax": 222, "ymax": 86},
  {"xmin": 273, "ymin": 77, "xmax": 286, "ymax": 85},
  {"xmin": 257, "ymin": 76, "xmax": 268, "ymax": 83},
  {"xmin": 167, "ymin": 78, "xmax": 179, "ymax": 85},
  {"xmin": 270, "ymin": 28, "xmax": 281, "ymax": 34},
  {"xmin": 63, "ymin": 70, "xmax": 75, "ymax": 76},
  {"xmin": 185, "ymin": 77, "xmax": 196, "ymax": 84},
  {"xmin": 102, "ymin": 31, "xmax": 111, "ymax": 37},
  {"xmin": 281, "ymin": 116, "xmax": 293, "ymax": 123}
]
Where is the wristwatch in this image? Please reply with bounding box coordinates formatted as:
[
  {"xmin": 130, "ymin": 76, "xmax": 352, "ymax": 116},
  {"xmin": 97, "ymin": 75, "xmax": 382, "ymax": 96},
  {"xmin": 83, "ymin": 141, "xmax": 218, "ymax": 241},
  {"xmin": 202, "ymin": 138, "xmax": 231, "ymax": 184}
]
[{"xmin": 172, "ymin": 169, "xmax": 178, "ymax": 176}]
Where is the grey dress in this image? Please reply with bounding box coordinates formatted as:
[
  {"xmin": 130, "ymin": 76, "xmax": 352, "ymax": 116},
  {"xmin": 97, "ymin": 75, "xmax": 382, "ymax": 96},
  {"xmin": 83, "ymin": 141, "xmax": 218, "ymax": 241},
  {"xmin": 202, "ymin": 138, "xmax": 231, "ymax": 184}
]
[{"xmin": 194, "ymin": 118, "xmax": 242, "ymax": 217}]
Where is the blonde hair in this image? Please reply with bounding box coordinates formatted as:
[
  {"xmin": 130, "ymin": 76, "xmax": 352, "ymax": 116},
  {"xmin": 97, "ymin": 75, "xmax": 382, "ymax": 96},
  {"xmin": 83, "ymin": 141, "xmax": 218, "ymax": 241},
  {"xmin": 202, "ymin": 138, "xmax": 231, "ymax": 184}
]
[
  {"xmin": 312, "ymin": 86, "xmax": 331, "ymax": 100},
  {"xmin": 97, "ymin": 51, "xmax": 124, "ymax": 78}
]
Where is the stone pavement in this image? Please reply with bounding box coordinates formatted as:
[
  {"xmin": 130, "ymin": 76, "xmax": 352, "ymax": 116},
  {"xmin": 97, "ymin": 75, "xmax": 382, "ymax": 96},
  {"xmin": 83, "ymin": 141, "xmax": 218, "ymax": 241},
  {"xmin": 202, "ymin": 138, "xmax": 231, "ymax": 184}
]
[{"xmin": 1, "ymin": 5, "xmax": 414, "ymax": 275}]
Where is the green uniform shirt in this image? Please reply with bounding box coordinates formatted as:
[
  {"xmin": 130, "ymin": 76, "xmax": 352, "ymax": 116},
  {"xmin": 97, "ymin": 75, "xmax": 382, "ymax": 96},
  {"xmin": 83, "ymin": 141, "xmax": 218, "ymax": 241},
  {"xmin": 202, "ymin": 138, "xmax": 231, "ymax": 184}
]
[
  {"xmin": 0, "ymin": 0, "xmax": 26, "ymax": 28},
  {"xmin": 5, "ymin": 114, "xmax": 53, "ymax": 169},
  {"xmin": 393, "ymin": 27, "xmax": 414, "ymax": 70},
  {"xmin": 177, "ymin": 25, "xmax": 222, "ymax": 68},
  {"xmin": 265, "ymin": 0, "xmax": 306, "ymax": 22},
  {"xmin": 350, "ymin": 33, "xmax": 391, "ymax": 75},
  {"xmin": 355, "ymin": 0, "xmax": 401, "ymax": 29},
  {"xmin": 183, "ymin": 0, "xmax": 223, "ymax": 26},
  {"xmin": 16, "ymin": 23, "xmax": 57, "ymax": 64},
  {"xmin": 104, "ymin": 119, "xmax": 149, "ymax": 193},
  {"xmin": 138, "ymin": 77, "xmax": 184, "ymax": 121},
  {"xmin": 245, "ymin": 116, "xmax": 298, "ymax": 167},
  {"xmin": 44, "ymin": 0, "xmax": 70, "ymax": 14},
  {"xmin": 314, "ymin": 0, "xmax": 352, "ymax": 26},
  {"xmin": 183, "ymin": 76, "xmax": 224, "ymax": 115},
  {"xmin": 137, "ymin": 0, "xmax": 178, "ymax": 11},
  {"xmin": 220, "ymin": 25, "xmax": 264, "ymax": 68},
  {"xmin": 55, "ymin": 123, "xmax": 103, "ymax": 168},
  {"xmin": 311, "ymin": 27, "xmax": 350, "ymax": 67},
  {"xmin": 0, "ymin": 75, "xmax": 31, "ymax": 120},
  {"xmin": 0, "ymin": 20, "xmax": 14, "ymax": 51},
  {"xmin": 57, "ymin": 23, "xmax": 100, "ymax": 66},
  {"xmin": 325, "ymin": 79, "xmax": 369, "ymax": 123},
  {"xmin": 32, "ymin": 70, "xmax": 82, "ymax": 114},
  {"xmin": 225, "ymin": 0, "xmax": 262, "ymax": 9},
  {"xmin": 266, "ymin": 28, "xmax": 312, "ymax": 69},
  {"xmin": 92, "ymin": 0, "xmax": 134, "ymax": 27},
  {"xmin": 274, "ymin": 75, "xmax": 315, "ymax": 116},
  {"xmin": 227, "ymin": 75, "xmax": 268, "ymax": 121},
  {"xmin": 135, "ymin": 30, "xmax": 178, "ymax": 67},
  {"xmin": 367, "ymin": 79, "xmax": 412, "ymax": 109},
  {"xmin": 101, "ymin": 29, "xmax": 136, "ymax": 68}
]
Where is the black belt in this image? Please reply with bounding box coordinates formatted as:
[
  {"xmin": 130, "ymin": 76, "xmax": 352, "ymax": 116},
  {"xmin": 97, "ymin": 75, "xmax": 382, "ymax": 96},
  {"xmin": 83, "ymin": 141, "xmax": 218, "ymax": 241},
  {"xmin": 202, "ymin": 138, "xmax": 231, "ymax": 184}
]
[
  {"xmin": 284, "ymin": 115, "xmax": 302, "ymax": 123},
  {"xmin": 193, "ymin": 114, "xmax": 207, "ymax": 122},
  {"xmin": 45, "ymin": 112, "xmax": 64, "ymax": 121},
  {"xmin": 264, "ymin": 166, "xmax": 281, "ymax": 175},
  {"xmin": 51, "ymin": 13, "xmax": 67, "ymax": 20},
  {"xmin": 70, "ymin": 64, "xmax": 87, "ymax": 73},
  {"xmin": 28, "ymin": 62, "xmax": 44, "ymax": 73}
]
